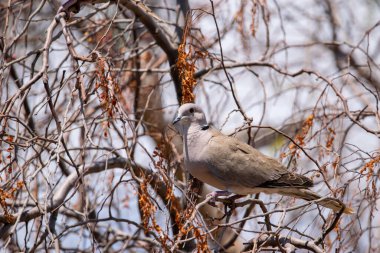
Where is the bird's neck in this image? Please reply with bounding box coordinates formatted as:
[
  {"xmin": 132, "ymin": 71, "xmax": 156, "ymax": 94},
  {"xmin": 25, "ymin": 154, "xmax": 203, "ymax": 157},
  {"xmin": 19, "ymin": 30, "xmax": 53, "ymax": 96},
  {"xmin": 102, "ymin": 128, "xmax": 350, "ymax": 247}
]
[
  {"xmin": 183, "ymin": 124, "xmax": 211, "ymax": 161},
  {"xmin": 187, "ymin": 123, "xmax": 205, "ymax": 135}
]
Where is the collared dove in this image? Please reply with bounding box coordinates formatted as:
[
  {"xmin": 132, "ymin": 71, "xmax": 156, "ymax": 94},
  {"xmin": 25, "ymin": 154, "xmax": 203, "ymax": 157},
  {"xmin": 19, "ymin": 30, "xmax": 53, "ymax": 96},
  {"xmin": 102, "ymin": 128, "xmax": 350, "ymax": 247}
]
[{"xmin": 173, "ymin": 103, "xmax": 353, "ymax": 214}]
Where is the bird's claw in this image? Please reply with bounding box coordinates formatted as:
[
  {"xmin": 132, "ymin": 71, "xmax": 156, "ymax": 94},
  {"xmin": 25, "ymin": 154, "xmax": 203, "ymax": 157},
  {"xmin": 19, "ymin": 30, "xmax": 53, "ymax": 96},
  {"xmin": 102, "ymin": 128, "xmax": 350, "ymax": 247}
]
[
  {"xmin": 206, "ymin": 191, "xmax": 233, "ymax": 207},
  {"xmin": 206, "ymin": 192, "xmax": 218, "ymax": 207}
]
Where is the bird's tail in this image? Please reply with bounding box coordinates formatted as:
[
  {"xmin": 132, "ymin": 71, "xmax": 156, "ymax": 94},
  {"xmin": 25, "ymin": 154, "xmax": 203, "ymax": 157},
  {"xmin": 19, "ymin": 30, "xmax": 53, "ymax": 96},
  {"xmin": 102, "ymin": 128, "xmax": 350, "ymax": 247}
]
[{"xmin": 278, "ymin": 188, "xmax": 354, "ymax": 214}]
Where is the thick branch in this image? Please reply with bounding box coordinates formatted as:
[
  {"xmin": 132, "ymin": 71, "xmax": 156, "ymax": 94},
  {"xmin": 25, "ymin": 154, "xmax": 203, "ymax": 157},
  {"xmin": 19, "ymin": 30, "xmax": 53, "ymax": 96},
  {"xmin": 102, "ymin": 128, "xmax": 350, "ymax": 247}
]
[
  {"xmin": 121, "ymin": 0, "xmax": 181, "ymax": 100},
  {"xmin": 252, "ymin": 234, "xmax": 325, "ymax": 253}
]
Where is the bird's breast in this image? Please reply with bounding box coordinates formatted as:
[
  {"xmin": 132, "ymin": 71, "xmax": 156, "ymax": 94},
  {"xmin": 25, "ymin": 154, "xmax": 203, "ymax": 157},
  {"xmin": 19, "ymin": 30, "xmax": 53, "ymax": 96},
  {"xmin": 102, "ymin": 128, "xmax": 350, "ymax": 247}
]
[
  {"xmin": 182, "ymin": 129, "xmax": 229, "ymax": 190},
  {"xmin": 184, "ymin": 160, "xmax": 228, "ymax": 191}
]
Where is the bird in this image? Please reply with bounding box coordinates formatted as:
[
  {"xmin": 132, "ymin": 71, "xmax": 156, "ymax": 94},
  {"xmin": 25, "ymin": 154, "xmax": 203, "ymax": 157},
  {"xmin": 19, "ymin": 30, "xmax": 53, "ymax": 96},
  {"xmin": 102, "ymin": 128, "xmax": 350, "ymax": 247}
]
[{"xmin": 172, "ymin": 103, "xmax": 353, "ymax": 214}]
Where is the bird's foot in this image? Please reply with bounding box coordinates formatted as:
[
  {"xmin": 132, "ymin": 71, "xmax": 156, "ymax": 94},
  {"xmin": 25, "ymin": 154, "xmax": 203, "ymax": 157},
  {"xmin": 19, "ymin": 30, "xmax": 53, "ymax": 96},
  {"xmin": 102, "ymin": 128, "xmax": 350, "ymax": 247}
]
[
  {"xmin": 223, "ymin": 194, "xmax": 244, "ymax": 214},
  {"xmin": 206, "ymin": 191, "xmax": 232, "ymax": 207},
  {"xmin": 206, "ymin": 191, "xmax": 244, "ymax": 208},
  {"xmin": 207, "ymin": 192, "xmax": 245, "ymax": 220}
]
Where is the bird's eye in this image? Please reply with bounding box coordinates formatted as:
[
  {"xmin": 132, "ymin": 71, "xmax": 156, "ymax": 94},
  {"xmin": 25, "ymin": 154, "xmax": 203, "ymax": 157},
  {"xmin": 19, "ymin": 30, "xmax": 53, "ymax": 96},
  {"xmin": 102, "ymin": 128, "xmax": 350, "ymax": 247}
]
[{"xmin": 189, "ymin": 108, "xmax": 194, "ymax": 113}]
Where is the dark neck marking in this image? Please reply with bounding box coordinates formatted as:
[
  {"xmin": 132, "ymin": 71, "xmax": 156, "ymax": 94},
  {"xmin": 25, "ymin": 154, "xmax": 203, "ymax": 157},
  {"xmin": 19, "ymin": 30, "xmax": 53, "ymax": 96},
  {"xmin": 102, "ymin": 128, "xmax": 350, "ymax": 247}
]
[{"xmin": 201, "ymin": 125, "xmax": 209, "ymax": 130}]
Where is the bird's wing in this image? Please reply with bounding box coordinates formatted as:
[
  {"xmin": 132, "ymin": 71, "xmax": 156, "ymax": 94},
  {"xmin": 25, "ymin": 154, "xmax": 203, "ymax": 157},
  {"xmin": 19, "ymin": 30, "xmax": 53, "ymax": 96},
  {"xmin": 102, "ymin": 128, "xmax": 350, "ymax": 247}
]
[
  {"xmin": 258, "ymin": 172, "xmax": 313, "ymax": 188},
  {"xmin": 201, "ymin": 129, "xmax": 312, "ymax": 189}
]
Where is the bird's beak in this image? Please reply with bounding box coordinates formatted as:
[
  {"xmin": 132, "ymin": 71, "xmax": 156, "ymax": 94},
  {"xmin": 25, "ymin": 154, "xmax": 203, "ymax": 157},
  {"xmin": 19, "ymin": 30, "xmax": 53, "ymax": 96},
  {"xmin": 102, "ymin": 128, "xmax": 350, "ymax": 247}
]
[{"xmin": 172, "ymin": 115, "xmax": 181, "ymax": 125}]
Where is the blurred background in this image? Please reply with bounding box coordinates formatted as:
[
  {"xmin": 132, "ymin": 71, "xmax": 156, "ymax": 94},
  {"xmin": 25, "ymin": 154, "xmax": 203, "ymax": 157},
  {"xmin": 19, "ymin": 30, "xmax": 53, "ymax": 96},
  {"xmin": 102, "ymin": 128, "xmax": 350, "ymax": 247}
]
[{"xmin": 0, "ymin": 0, "xmax": 379, "ymax": 252}]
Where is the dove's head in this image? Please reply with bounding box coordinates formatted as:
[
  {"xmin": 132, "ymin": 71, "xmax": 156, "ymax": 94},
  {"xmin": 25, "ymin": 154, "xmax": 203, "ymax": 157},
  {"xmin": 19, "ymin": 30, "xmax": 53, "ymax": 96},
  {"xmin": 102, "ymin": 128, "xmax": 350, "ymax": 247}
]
[{"xmin": 172, "ymin": 103, "xmax": 208, "ymax": 134}]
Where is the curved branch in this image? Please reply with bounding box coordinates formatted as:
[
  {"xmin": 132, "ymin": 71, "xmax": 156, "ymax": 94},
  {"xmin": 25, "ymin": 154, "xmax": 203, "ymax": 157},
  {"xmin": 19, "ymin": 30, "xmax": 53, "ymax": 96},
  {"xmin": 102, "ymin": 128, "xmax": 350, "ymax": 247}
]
[
  {"xmin": 120, "ymin": 0, "xmax": 181, "ymax": 100},
  {"xmin": 249, "ymin": 233, "xmax": 325, "ymax": 253},
  {"xmin": 59, "ymin": 0, "xmax": 183, "ymax": 101},
  {"xmin": 0, "ymin": 157, "xmax": 130, "ymax": 226}
]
